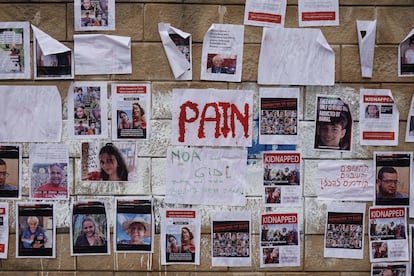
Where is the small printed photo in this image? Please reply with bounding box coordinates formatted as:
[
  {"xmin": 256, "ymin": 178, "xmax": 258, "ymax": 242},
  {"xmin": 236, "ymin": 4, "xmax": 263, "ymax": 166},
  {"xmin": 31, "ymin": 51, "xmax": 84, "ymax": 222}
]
[
  {"xmin": 0, "ymin": 145, "xmax": 20, "ymax": 198},
  {"xmin": 365, "ymin": 104, "xmax": 380, "ymax": 119},
  {"xmin": 31, "ymin": 163, "xmax": 68, "ymax": 199},
  {"xmin": 72, "ymin": 214, "xmax": 108, "ymax": 254},
  {"xmin": 206, "ymin": 53, "xmax": 237, "ymax": 74},
  {"xmin": 35, "ymin": 43, "xmax": 72, "ymax": 79},
  {"xmin": 262, "ymin": 247, "xmax": 279, "ymax": 264},
  {"xmin": 264, "ymin": 187, "xmax": 281, "ymax": 204},
  {"xmin": 73, "ymin": 85, "xmax": 103, "ymax": 137},
  {"xmin": 399, "ymin": 33, "xmax": 414, "ymax": 76},
  {"xmin": 372, "ymin": 241, "xmax": 388, "ymax": 259},
  {"xmin": 116, "ymin": 213, "xmax": 152, "ymax": 251}
]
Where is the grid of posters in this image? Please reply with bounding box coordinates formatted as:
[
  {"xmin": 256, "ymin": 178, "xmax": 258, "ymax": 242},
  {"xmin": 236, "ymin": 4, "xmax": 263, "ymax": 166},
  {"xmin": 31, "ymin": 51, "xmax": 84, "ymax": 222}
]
[
  {"xmin": 212, "ymin": 212, "xmax": 251, "ymax": 267},
  {"xmin": 0, "ymin": 203, "xmax": 8, "ymax": 259},
  {"xmin": 68, "ymin": 82, "xmax": 108, "ymax": 139},
  {"xmin": 0, "ymin": 22, "xmax": 30, "ymax": 79},
  {"xmin": 111, "ymin": 83, "xmax": 150, "ymax": 140},
  {"xmin": 71, "ymin": 201, "xmax": 109, "ymax": 256},
  {"xmin": 324, "ymin": 202, "xmax": 365, "ymax": 259},
  {"xmin": 74, "ymin": 0, "xmax": 115, "ymax": 31},
  {"xmin": 16, "ymin": 202, "xmax": 55, "ymax": 258},
  {"xmin": 369, "ymin": 207, "xmax": 408, "ymax": 263},
  {"xmin": 262, "ymin": 151, "xmax": 301, "ymax": 207},
  {"xmin": 374, "ymin": 152, "xmax": 411, "ymax": 207},
  {"xmin": 259, "ymin": 87, "xmax": 299, "ymax": 145},
  {"xmin": 29, "ymin": 144, "xmax": 69, "ymax": 199},
  {"xmin": 0, "ymin": 145, "xmax": 21, "ymax": 199},
  {"xmin": 81, "ymin": 142, "xmax": 137, "ymax": 182},
  {"xmin": 298, "ymin": 0, "xmax": 339, "ymax": 27},
  {"xmin": 359, "ymin": 89, "xmax": 399, "ymax": 146},
  {"xmin": 115, "ymin": 197, "xmax": 153, "ymax": 253},
  {"xmin": 260, "ymin": 212, "xmax": 300, "ymax": 267},
  {"xmin": 244, "ymin": 0, "xmax": 287, "ymax": 28},
  {"xmin": 160, "ymin": 209, "xmax": 200, "ymax": 265},
  {"xmin": 314, "ymin": 95, "xmax": 352, "ymax": 151}
]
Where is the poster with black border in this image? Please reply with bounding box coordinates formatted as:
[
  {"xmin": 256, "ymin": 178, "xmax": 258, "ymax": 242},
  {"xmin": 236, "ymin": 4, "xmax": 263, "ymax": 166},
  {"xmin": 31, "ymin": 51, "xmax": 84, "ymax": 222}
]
[
  {"xmin": 211, "ymin": 211, "xmax": 251, "ymax": 267},
  {"xmin": 115, "ymin": 197, "xmax": 153, "ymax": 253},
  {"xmin": 369, "ymin": 206, "xmax": 408, "ymax": 263},
  {"xmin": 0, "ymin": 22, "xmax": 30, "ymax": 79},
  {"xmin": 71, "ymin": 201, "xmax": 110, "ymax": 256},
  {"xmin": 371, "ymin": 262, "xmax": 409, "ymax": 276},
  {"xmin": 0, "ymin": 144, "xmax": 21, "ymax": 198},
  {"xmin": 260, "ymin": 212, "xmax": 300, "ymax": 267},
  {"xmin": 16, "ymin": 202, "xmax": 55, "ymax": 258},
  {"xmin": 160, "ymin": 209, "xmax": 201, "ymax": 265},
  {"xmin": 374, "ymin": 152, "xmax": 412, "ymax": 207},
  {"xmin": 111, "ymin": 83, "xmax": 151, "ymax": 140},
  {"xmin": 324, "ymin": 202, "xmax": 365, "ymax": 259},
  {"xmin": 0, "ymin": 202, "xmax": 9, "ymax": 259}
]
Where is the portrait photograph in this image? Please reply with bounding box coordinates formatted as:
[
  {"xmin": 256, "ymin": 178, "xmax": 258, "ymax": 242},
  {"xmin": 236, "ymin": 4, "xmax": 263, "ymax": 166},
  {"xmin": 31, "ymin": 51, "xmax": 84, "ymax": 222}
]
[{"xmin": 0, "ymin": 145, "xmax": 21, "ymax": 198}]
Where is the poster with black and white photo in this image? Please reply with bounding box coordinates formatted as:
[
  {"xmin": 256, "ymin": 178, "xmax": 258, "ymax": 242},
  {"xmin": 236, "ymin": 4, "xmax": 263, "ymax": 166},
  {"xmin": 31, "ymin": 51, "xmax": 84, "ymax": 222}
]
[{"xmin": 16, "ymin": 202, "xmax": 55, "ymax": 258}]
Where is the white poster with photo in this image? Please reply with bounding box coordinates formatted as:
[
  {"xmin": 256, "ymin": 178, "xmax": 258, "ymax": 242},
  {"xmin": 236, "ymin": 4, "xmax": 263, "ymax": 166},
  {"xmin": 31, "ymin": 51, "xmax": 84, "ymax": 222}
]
[
  {"xmin": 398, "ymin": 28, "xmax": 414, "ymax": 77},
  {"xmin": 74, "ymin": 0, "xmax": 115, "ymax": 31},
  {"xmin": 0, "ymin": 203, "xmax": 8, "ymax": 259},
  {"xmin": 0, "ymin": 145, "xmax": 22, "ymax": 199},
  {"xmin": 160, "ymin": 209, "xmax": 201, "ymax": 265},
  {"xmin": 260, "ymin": 212, "xmax": 300, "ymax": 267},
  {"xmin": 244, "ymin": 0, "xmax": 287, "ymax": 28},
  {"xmin": 259, "ymin": 87, "xmax": 300, "ymax": 145},
  {"xmin": 324, "ymin": 202, "xmax": 365, "ymax": 259},
  {"xmin": 372, "ymin": 262, "xmax": 409, "ymax": 276},
  {"xmin": 369, "ymin": 207, "xmax": 408, "ymax": 263},
  {"xmin": 200, "ymin": 24, "xmax": 244, "ymax": 82},
  {"xmin": 81, "ymin": 142, "xmax": 137, "ymax": 182},
  {"xmin": 317, "ymin": 160, "xmax": 375, "ymax": 201},
  {"xmin": 212, "ymin": 211, "xmax": 251, "ymax": 267},
  {"xmin": 68, "ymin": 82, "xmax": 108, "ymax": 139},
  {"xmin": 0, "ymin": 22, "xmax": 30, "ymax": 79},
  {"xmin": 166, "ymin": 146, "xmax": 247, "ymax": 206},
  {"xmin": 298, "ymin": 0, "xmax": 339, "ymax": 27},
  {"xmin": 359, "ymin": 89, "xmax": 399, "ymax": 146},
  {"xmin": 171, "ymin": 89, "xmax": 253, "ymax": 147},
  {"xmin": 263, "ymin": 152, "xmax": 301, "ymax": 207},
  {"xmin": 158, "ymin": 23, "xmax": 192, "ymax": 80},
  {"xmin": 32, "ymin": 25, "xmax": 74, "ymax": 80},
  {"xmin": 111, "ymin": 83, "xmax": 151, "ymax": 140},
  {"xmin": 16, "ymin": 202, "xmax": 56, "ymax": 258},
  {"xmin": 29, "ymin": 143, "xmax": 69, "ymax": 200},
  {"xmin": 405, "ymin": 95, "xmax": 414, "ymax": 142}
]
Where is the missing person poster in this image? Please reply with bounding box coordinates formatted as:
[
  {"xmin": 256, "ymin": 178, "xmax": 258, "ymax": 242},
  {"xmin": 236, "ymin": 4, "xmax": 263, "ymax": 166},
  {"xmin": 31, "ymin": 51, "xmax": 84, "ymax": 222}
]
[
  {"xmin": 71, "ymin": 201, "xmax": 109, "ymax": 256},
  {"xmin": 259, "ymin": 87, "xmax": 299, "ymax": 145},
  {"xmin": 16, "ymin": 202, "xmax": 55, "ymax": 258},
  {"xmin": 0, "ymin": 203, "xmax": 9, "ymax": 259},
  {"xmin": 0, "ymin": 145, "xmax": 21, "ymax": 199},
  {"xmin": 314, "ymin": 95, "xmax": 352, "ymax": 151},
  {"xmin": 212, "ymin": 211, "xmax": 251, "ymax": 267},
  {"xmin": 369, "ymin": 206, "xmax": 408, "ymax": 263},
  {"xmin": 74, "ymin": 0, "xmax": 115, "ymax": 31},
  {"xmin": 372, "ymin": 262, "xmax": 409, "ymax": 276},
  {"xmin": 29, "ymin": 144, "xmax": 69, "ymax": 199},
  {"xmin": 115, "ymin": 197, "xmax": 153, "ymax": 253},
  {"xmin": 374, "ymin": 152, "xmax": 411, "ymax": 207},
  {"xmin": 324, "ymin": 202, "xmax": 365, "ymax": 259},
  {"xmin": 244, "ymin": 0, "xmax": 287, "ymax": 28},
  {"xmin": 405, "ymin": 94, "xmax": 414, "ymax": 142},
  {"xmin": 81, "ymin": 142, "xmax": 137, "ymax": 182},
  {"xmin": 160, "ymin": 209, "xmax": 201, "ymax": 265},
  {"xmin": 262, "ymin": 151, "xmax": 301, "ymax": 207},
  {"xmin": 0, "ymin": 22, "xmax": 30, "ymax": 79},
  {"xmin": 111, "ymin": 83, "xmax": 150, "ymax": 140},
  {"xmin": 68, "ymin": 82, "xmax": 108, "ymax": 139},
  {"xmin": 359, "ymin": 89, "xmax": 399, "ymax": 146},
  {"xmin": 317, "ymin": 160, "xmax": 375, "ymax": 201},
  {"xmin": 298, "ymin": 0, "xmax": 339, "ymax": 27},
  {"xmin": 260, "ymin": 212, "xmax": 300, "ymax": 267}
]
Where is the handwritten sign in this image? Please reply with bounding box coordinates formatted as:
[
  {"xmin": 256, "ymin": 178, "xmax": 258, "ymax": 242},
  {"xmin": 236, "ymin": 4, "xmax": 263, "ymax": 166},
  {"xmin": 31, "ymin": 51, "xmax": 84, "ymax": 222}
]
[
  {"xmin": 165, "ymin": 146, "xmax": 247, "ymax": 206},
  {"xmin": 172, "ymin": 89, "xmax": 253, "ymax": 146},
  {"xmin": 317, "ymin": 160, "xmax": 374, "ymax": 201}
]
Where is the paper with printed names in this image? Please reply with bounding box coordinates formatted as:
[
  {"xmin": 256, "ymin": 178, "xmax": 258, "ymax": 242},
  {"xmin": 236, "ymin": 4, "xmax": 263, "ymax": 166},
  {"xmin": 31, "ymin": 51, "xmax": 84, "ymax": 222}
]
[
  {"xmin": 357, "ymin": 20, "xmax": 376, "ymax": 78},
  {"xmin": 244, "ymin": 0, "xmax": 287, "ymax": 28}
]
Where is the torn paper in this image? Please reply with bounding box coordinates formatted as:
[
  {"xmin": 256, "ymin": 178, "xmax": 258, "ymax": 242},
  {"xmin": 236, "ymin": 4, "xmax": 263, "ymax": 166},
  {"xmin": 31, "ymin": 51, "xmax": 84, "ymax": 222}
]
[
  {"xmin": 357, "ymin": 20, "xmax": 376, "ymax": 78},
  {"xmin": 244, "ymin": 0, "xmax": 287, "ymax": 28},
  {"xmin": 398, "ymin": 28, "xmax": 414, "ymax": 77}
]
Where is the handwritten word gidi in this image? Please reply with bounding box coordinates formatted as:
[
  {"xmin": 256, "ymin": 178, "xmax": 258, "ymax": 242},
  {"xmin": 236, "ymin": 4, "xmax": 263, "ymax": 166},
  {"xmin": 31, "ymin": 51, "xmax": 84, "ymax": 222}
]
[{"xmin": 178, "ymin": 101, "xmax": 250, "ymax": 142}]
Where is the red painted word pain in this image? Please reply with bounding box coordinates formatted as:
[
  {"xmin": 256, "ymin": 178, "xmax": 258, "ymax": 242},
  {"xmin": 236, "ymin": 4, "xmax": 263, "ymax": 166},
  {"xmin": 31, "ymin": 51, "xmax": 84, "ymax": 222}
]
[{"xmin": 178, "ymin": 101, "xmax": 250, "ymax": 142}]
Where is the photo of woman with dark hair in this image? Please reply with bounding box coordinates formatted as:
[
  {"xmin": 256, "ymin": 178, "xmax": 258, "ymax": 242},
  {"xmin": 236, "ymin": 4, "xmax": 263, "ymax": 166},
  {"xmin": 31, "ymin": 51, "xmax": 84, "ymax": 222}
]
[{"xmin": 99, "ymin": 143, "xmax": 129, "ymax": 181}]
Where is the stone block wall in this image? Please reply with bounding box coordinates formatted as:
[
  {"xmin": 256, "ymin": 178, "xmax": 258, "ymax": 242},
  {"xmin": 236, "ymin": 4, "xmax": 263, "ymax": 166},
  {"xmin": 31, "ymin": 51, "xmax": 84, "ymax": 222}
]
[{"xmin": 0, "ymin": 0, "xmax": 413, "ymax": 275}]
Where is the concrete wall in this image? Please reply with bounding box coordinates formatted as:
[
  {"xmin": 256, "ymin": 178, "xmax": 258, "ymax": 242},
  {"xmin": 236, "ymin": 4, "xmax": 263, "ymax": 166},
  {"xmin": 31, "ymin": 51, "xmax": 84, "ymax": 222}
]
[{"xmin": 1, "ymin": 0, "xmax": 414, "ymax": 275}]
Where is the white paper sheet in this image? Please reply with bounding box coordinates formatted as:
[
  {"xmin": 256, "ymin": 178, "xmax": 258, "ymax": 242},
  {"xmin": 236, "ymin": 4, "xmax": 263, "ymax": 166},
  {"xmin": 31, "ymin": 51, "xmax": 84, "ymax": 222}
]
[
  {"xmin": 258, "ymin": 27, "xmax": 334, "ymax": 85},
  {"xmin": 74, "ymin": 0, "xmax": 115, "ymax": 31},
  {"xmin": 405, "ymin": 95, "xmax": 414, "ymax": 142},
  {"xmin": 298, "ymin": 0, "xmax": 339, "ymax": 27},
  {"xmin": 398, "ymin": 28, "xmax": 414, "ymax": 77},
  {"xmin": 244, "ymin": 0, "xmax": 287, "ymax": 28},
  {"xmin": 32, "ymin": 25, "xmax": 73, "ymax": 80},
  {"xmin": 158, "ymin": 23, "xmax": 192, "ymax": 80},
  {"xmin": 359, "ymin": 89, "xmax": 399, "ymax": 146},
  {"xmin": 200, "ymin": 24, "xmax": 244, "ymax": 82},
  {"xmin": 0, "ymin": 22, "xmax": 31, "ymax": 79},
  {"xmin": 74, "ymin": 34, "xmax": 131, "ymax": 75},
  {"xmin": 357, "ymin": 20, "xmax": 376, "ymax": 78},
  {"xmin": 0, "ymin": 86, "xmax": 62, "ymax": 142},
  {"xmin": 0, "ymin": 203, "xmax": 9, "ymax": 259},
  {"xmin": 171, "ymin": 89, "xmax": 253, "ymax": 147}
]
